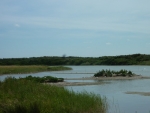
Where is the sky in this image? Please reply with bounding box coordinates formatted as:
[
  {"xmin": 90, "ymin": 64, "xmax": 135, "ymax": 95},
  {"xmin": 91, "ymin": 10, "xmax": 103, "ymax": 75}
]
[{"xmin": 0, "ymin": 0, "xmax": 150, "ymax": 58}]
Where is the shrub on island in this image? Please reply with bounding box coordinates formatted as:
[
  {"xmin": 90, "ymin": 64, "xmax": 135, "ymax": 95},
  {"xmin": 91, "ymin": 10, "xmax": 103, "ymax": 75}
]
[{"xmin": 94, "ymin": 69, "xmax": 134, "ymax": 77}]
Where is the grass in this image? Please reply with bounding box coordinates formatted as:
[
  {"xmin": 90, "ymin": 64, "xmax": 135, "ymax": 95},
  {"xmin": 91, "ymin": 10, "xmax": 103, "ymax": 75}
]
[
  {"xmin": 0, "ymin": 65, "xmax": 72, "ymax": 75},
  {"xmin": 0, "ymin": 77, "xmax": 107, "ymax": 113}
]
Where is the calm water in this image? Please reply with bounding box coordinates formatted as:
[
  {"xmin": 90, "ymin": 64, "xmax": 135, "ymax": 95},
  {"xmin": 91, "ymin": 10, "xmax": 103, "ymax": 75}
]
[{"xmin": 0, "ymin": 66, "xmax": 150, "ymax": 113}]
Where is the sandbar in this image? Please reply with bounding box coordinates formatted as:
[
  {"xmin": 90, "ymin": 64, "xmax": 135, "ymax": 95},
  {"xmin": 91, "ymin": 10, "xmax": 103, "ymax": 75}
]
[
  {"xmin": 46, "ymin": 75, "xmax": 150, "ymax": 86},
  {"xmin": 125, "ymin": 91, "xmax": 150, "ymax": 96}
]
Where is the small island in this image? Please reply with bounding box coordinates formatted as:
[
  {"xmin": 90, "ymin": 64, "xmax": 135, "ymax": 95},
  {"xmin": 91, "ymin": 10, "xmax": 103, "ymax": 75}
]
[
  {"xmin": 87, "ymin": 69, "xmax": 150, "ymax": 80},
  {"xmin": 94, "ymin": 69, "xmax": 135, "ymax": 77},
  {"xmin": 50, "ymin": 69, "xmax": 150, "ymax": 86}
]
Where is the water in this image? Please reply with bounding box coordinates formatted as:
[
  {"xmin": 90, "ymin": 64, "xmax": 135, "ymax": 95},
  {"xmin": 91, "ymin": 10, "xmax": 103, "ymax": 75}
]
[
  {"xmin": 0, "ymin": 66, "xmax": 150, "ymax": 113},
  {"xmin": 66, "ymin": 79, "xmax": 150, "ymax": 113}
]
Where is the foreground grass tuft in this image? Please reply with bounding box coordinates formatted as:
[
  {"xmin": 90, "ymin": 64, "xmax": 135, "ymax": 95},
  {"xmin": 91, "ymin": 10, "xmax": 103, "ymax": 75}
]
[{"xmin": 0, "ymin": 77, "xmax": 107, "ymax": 113}]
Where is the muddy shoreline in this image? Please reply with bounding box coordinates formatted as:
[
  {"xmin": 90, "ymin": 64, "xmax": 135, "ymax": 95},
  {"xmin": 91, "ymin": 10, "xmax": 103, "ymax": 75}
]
[
  {"xmin": 46, "ymin": 81, "xmax": 108, "ymax": 86},
  {"xmin": 125, "ymin": 91, "xmax": 150, "ymax": 96},
  {"xmin": 46, "ymin": 75, "xmax": 150, "ymax": 86},
  {"xmin": 65, "ymin": 75, "xmax": 150, "ymax": 80}
]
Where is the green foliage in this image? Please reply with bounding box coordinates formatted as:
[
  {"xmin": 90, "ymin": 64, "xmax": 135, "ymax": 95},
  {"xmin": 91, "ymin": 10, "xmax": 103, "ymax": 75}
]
[
  {"xmin": 94, "ymin": 69, "xmax": 134, "ymax": 77},
  {"xmin": 23, "ymin": 75, "xmax": 64, "ymax": 83},
  {"xmin": 0, "ymin": 102, "xmax": 40, "ymax": 113},
  {"xmin": 0, "ymin": 54, "xmax": 150, "ymax": 65},
  {"xmin": 0, "ymin": 77, "xmax": 107, "ymax": 113}
]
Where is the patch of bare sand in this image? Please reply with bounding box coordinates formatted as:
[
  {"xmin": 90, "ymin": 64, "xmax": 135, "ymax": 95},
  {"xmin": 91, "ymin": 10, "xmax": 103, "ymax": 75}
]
[
  {"xmin": 65, "ymin": 75, "xmax": 150, "ymax": 80},
  {"xmin": 125, "ymin": 91, "xmax": 150, "ymax": 96},
  {"xmin": 45, "ymin": 81, "xmax": 107, "ymax": 86},
  {"xmin": 45, "ymin": 75, "xmax": 150, "ymax": 86}
]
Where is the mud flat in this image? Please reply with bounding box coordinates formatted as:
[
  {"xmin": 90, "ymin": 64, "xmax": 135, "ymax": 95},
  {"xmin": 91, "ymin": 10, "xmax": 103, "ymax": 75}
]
[
  {"xmin": 125, "ymin": 91, "xmax": 150, "ymax": 96},
  {"xmin": 65, "ymin": 75, "xmax": 150, "ymax": 80},
  {"xmin": 46, "ymin": 81, "xmax": 108, "ymax": 86},
  {"xmin": 46, "ymin": 75, "xmax": 150, "ymax": 86}
]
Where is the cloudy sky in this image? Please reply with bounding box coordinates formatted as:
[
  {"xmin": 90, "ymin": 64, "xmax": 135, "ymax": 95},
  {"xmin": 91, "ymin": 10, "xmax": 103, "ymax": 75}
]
[{"xmin": 0, "ymin": 0, "xmax": 150, "ymax": 58}]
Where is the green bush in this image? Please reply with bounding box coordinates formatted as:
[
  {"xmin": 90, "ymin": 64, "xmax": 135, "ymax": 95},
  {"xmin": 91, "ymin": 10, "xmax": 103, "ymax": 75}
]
[
  {"xmin": 24, "ymin": 75, "xmax": 64, "ymax": 83},
  {"xmin": 94, "ymin": 69, "xmax": 134, "ymax": 77}
]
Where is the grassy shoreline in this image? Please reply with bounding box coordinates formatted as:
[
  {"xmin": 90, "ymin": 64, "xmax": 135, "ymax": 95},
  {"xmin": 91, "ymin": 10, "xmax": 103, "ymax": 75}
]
[
  {"xmin": 0, "ymin": 65, "xmax": 72, "ymax": 75},
  {"xmin": 0, "ymin": 77, "xmax": 107, "ymax": 113}
]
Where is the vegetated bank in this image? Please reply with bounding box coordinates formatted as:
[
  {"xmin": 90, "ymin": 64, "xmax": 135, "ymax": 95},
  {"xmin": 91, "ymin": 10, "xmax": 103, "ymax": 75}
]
[
  {"xmin": 0, "ymin": 77, "xmax": 107, "ymax": 113},
  {"xmin": 23, "ymin": 75, "xmax": 64, "ymax": 83},
  {"xmin": 0, "ymin": 54, "xmax": 150, "ymax": 65},
  {"xmin": 0, "ymin": 65, "xmax": 72, "ymax": 75}
]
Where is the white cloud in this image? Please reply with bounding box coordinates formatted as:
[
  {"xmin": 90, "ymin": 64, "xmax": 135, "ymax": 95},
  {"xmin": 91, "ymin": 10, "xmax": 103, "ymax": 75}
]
[
  {"xmin": 15, "ymin": 24, "xmax": 20, "ymax": 27},
  {"xmin": 106, "ymin": 42, "xmax": 111, "ymax": 45},
  {"xmin": 83, "ymin": 41, "xmax": 92, "ymax": 44},
  {"xmin": 127, "ymin": 39, "xmax": 130, "ymax": 41},
  {"xmin": 1, "ymin": 0, "xmax": 150, "ymax": 38},
  {"xmin": 2, "ymin": 15, "xmax": 148, "ymax": 36}
]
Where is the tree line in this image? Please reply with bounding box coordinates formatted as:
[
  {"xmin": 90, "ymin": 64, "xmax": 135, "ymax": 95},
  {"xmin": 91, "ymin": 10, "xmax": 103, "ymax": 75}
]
[{"xmin": 0, "ymin": 54, "xmax": 150, "ymax": 65}]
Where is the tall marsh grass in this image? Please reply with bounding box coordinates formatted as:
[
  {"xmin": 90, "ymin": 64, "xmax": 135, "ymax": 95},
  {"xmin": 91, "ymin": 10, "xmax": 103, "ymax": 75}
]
[
  {"xmin": 0, "ymin": 77, "xmax": 107, "ymax": 113},
  {"xmin": 0, "ymin": 65, "xmax": 72, "ymax": 75}
]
